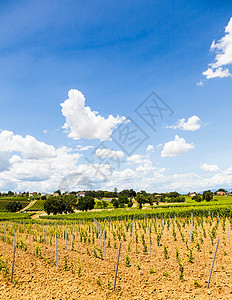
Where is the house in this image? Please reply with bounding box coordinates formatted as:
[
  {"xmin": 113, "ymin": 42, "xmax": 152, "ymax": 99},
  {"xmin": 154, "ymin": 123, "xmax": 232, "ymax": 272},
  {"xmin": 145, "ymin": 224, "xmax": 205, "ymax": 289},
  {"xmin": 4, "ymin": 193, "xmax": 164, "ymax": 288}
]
[
  {"xmin": 216, "ymin": 191, "xmax": 226, "ymax": 196},
  {"xmin": 29, "ymin": 192, "xmax": 37, "ymax": 197},
  {"xmin": 189, "ymin": 193, "xmax": 196, "ymax": 197},
  {"xmin": 76, "ymin": 192, "xmax": 85, "ymax": 197},
  {"xmin": 53, "ymin": 192, "xmax": 60, "ymax": 197}
]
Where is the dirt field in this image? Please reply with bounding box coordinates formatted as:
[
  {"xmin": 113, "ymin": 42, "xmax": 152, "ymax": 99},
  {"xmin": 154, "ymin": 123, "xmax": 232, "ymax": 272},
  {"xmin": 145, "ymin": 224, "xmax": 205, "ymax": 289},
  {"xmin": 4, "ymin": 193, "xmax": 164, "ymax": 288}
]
[{"xmin": 0, "ymin": 217, "xmax": 232, "ymax": 299}]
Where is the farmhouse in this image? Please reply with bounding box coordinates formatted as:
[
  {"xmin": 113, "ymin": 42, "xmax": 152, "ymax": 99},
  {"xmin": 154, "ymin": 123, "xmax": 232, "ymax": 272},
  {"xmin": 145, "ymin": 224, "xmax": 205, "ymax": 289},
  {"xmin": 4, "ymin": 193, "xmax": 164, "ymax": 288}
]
[
  {"xmin": 189, "ymin": 192, "xmax": 196, "ymax": 197},
  {"xmin": 29, "ymin": 192, "xmax": 37, "ymax": 197},
  {"xmin": 76, "ymin": 192, "xmax": 85, "ymax": 197},
  {"xmin": 216, "ymin": 191, "xmax": 226, "ymax": 196}
]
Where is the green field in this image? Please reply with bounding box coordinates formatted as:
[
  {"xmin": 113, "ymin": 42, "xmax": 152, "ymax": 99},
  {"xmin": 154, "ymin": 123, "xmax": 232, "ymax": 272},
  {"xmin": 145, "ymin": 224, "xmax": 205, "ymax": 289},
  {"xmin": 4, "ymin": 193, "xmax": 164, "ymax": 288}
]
[
  {"xmin": 0, "ymin": 195, "xmax": 231, "ymax": 221},
  {"xmin": 27, "ymin": 200, "xmax": 46, "ymax": 211},
  {"xmin": 0, "ymin": 197, "xmax": 30, "ymax": 212},
  {"xmin": 0, "ymin": 212, "xmax": 33, "ymax": 221}
]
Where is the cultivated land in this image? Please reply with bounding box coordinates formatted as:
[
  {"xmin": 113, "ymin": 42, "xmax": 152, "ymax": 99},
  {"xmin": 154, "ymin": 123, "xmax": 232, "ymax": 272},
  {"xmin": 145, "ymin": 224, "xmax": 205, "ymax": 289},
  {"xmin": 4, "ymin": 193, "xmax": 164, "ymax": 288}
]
[{"xmin": 0, "ymin": 196, "xmax": 232, "ymax": 299}]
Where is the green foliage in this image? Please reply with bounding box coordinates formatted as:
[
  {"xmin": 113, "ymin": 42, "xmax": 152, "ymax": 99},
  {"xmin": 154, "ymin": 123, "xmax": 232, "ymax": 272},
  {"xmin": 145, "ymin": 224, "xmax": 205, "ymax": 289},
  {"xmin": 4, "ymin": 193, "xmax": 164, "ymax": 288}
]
[
  {"xmin": 76, "ymin": 196, "xmax": 95, "ymax": 212},
  {"xmin": 193, "ymin": 195, "xmax": 202, "ymax": 202},
  {"xmin": 179, "ymin": 260, "xmax": 184, "ymax": 280},
  {"xmin": 203, "ymin": 190, "xmax": 213, "ymax": 202},
  {"xmin": 27, "ymin": 200, "xmax": 46, "ymax": 211},
  {"xmin": 163, "ymin": 245, "xmax": 169, "ymax": 259},
  {"xmin": 44, "ymin": 196, "xmax": 75, "ymax": 215},
  {"xmin": 141, "ymin": 234, "xmax": 147, "ymax": 254},
  {"xmin": 125, "ymin": 253, "xmax": 130, "ymax": 267},
  {"xmin": 5, "ymin": 201, "xmax": 23, "ymax": 212},
  {"xmin": 136, "ymin": 194, "xmax": 146, "ymax": 209}
]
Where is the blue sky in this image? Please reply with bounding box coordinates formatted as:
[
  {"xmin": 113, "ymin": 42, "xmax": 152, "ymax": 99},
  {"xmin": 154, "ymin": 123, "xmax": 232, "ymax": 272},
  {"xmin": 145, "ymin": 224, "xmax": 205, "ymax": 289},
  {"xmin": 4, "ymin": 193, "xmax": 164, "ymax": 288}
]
[{"xmin": 0, "ymin": 0, "xmax": 232, "ymax": 193}]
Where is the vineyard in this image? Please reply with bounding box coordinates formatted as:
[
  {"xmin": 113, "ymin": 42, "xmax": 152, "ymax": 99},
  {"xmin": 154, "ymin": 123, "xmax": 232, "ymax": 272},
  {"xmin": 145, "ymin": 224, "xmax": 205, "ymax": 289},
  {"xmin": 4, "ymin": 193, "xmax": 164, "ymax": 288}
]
[
  {"xmin": 0, "ymin": 197, "xmax": 30, "ymax": 212},
  {"xmin": 0, "ymin": 211, "xmax": 232, "ymax": 299}
]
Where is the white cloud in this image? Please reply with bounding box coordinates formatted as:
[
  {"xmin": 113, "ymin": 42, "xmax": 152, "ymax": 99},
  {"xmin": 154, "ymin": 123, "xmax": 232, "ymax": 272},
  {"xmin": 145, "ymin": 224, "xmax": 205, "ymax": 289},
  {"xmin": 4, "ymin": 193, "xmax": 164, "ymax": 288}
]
[
  {"xmin": 166, "ymin": 116, "xmax": 201, "ymax": 131},
  {"xmin": 197, "ymin": 81, "xmax": 204, "ymax": 86},
  {"xmin": 202, "ymin": 17, "xmax": 232, "ymax": 79},
  {"xmin": 95, "ymin": 148, "xmax": 124, "ymax": 158},
  {"xmin": 0, "ymin": 130, "xmax": 56, "ymax": 160},
  {"xmin": 200, "ymin": 163, "xmax": 220, "ymax": 173},
  {"xmin": 161, "ymin": 135, "xmax": 195, "ymax": 157},
  {"xmin": 136, "ymin": 159, "xmax": 154, "ymax": 175},
  {"xmin": 0, "ymin": 130, "xmax": 81, "ymax": 192},
  {"xmin": 146, "ymin": 144, "xmax": 154, "ymax": 152},
  {"xmin": 77, "ymin": 145, "xmax": 94, "ymax": 151},
  {"xmin": 61, "ymin": 89, "xmax": 126, "ymax": 141},
  {"xmin": 127, "ymin": 154, "xmax": 144, "ymax": 164},
  {"xmin": 202, "ymin": 67, "xmax": 231, "ymax": 79}
]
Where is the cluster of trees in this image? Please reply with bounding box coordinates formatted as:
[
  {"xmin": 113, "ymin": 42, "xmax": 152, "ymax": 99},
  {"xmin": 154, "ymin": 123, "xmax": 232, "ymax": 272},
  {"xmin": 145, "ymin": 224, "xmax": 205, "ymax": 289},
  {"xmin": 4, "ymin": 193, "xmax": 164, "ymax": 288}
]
[
  {"xmin": 111, "ymin": 196, "xmax": 133, "ymax": 208},
  {"xmin": 44, "ymin": 195, "xmax": 77, "ymax": 215},
  {"xmin": 43, "ymin": 195, "xmax": 96, "ymax": 214},
  {"xmin": 192, "ymin": 190, "xmax": 213, "ymax": 202},
  {"xmin": 82, "ymin": 189, "xmax": 136, "ymax": 199}
]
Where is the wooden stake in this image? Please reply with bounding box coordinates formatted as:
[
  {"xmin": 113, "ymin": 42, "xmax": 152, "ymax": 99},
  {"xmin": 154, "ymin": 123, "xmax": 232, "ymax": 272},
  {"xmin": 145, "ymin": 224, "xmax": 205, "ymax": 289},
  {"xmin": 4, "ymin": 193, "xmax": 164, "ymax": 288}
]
[
  {"xmin": 207, "ymin": 239, "xmax": 219, "ymax": 288},
  {"xmin": 227, "ymin": 220, "xmax": 230, "ymax": 246},
  {"xmin": 104, "ymin": 231, "xmax": 106, "ymax": 261},
  {"xmin": 55, "ymin": 234, "xmax": 57, "ymax": 267},
  {"xmin": 10, "ymin": 231, "xmax": 16, "ymax": 283},
  {"xmin": 113, "ymin": 242, "xmax": 121, "ymax": 291}
]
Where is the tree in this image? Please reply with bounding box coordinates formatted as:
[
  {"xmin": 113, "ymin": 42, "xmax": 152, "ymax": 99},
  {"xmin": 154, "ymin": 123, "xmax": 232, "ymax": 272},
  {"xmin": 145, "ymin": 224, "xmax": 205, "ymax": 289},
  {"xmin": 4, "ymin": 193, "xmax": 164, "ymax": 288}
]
[
  {"xmin": 217, "ymin": 188, "xmax": 227, "ymax": 193},
  {"xmin": 76, "ymin": 196, "xmax": 95, "ymax": 211},
  {"xmin": 111, "ymin": 198, "xmax": 119, "ymax": 208},
  {"xmin": 136, "ymin": 194, "xmax": 146, "ymax": 209},
  {"xmin": 128, "ymin": 199, "xmax": 133, "ymax": 207},
  {"xmin": 146, "ymin": 194, "xmax": 154, "ymax": 206},
  {"xmin": 44, "ymin": 197, "xmax": 64, "ymax": 215},
  {"xmin": 193, "ymin": 194, "xmax": 202, "ymax": 202},
  {"xmin": 203, "ymin": 190, "xmax": 213, "ymax": 202}
]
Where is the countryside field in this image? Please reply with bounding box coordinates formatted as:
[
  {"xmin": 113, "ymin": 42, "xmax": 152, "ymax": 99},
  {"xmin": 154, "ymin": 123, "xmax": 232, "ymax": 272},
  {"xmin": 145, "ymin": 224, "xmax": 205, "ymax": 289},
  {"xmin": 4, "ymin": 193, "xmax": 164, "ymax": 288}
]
[{"xmin": 0, "ymin": 203, "xmax": 232, "ymax": 299}]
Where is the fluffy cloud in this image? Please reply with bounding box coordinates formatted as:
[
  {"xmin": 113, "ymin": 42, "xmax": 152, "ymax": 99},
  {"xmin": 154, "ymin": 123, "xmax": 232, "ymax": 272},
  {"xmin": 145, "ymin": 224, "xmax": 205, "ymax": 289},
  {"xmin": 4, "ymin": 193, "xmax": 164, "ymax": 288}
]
[
  {"xmin": 95, "ymin": 148, "xmax": 124, "ymax": 158},
  {"xmin": 0, "ymin": 130, "xmax": 81, "ymax": 192},
  {"xmin": 203, "ymin": 17, "xmax": 232, "ymax": 79},
  {"xmin": 166, "ymin": 116, "xmax": 201, "ymax": 131},
  {"xmin": 146, "ymin": 144, "xmax": 154, "ymax": 152},
  {"xmin": 200, "ymin": 163, "xmax": 220, "ymax": 173},
  {"xmin": 127, "ymin": 154, "xmax": 144, "ymax": 164},
  {"xmin": 61, "ymin": 89, "xmax": 126, "ymax": 141},
  {"xmin": 0, "ymin": 130, "xmax": 56, "ymax": 159},
  {"xmin": 161, "ymin": 135, "xmax": 195, "ymax": 157},
  {"xmin": 202, "ymin": 67, "xmax": 231, "ymax": 79}
]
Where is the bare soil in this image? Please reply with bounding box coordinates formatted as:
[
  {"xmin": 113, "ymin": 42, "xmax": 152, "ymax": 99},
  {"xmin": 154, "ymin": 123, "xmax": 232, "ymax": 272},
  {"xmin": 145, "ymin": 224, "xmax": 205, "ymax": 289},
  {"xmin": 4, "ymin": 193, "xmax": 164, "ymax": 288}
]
[{"xmin": 0, "ymin": 218, "xmax": 231, "ymax": 299}]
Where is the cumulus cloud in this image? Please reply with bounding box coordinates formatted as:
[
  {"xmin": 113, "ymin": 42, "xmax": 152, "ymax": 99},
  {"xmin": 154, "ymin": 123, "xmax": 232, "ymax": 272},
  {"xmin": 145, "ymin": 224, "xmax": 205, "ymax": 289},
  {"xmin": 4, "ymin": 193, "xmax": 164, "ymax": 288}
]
[
  {"xmin": 202, "ymin": 17, "xmax": 232, "ymax": 79},
  {"xmin": 127, "ymin": 154, "xmax": 144, "ymax": 164},
  {"xmin": 200, "ymin": 163, "xmax": 220, "ymax": 173},
  {"xmin": 146, "ymin": 144, "xmax": 154, "ymax": 152},
  {"xmin": 166, "ymin": 116, "xmax": 201, "ymax": 131},
  {"xmin": 0, "ymin": 130, "xmax": 56, "ymax": 160},
  {"xmin": 161, "ymin": 135, "xmax": 195, "ymax": 157},
  {"xmin": 95, "ymin": 148, "xmax": 124, "ymax": 158},
  {"xmin": 0, "ymin": 130, "xmax": 81, "ymax": 192},
  {"xmin": 61, "ymin": 89, "xmax": 126, "ymax": 141},
  {"xmin": 202, "ymin": 67, "xmax": 231, "ymax": 79}
]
